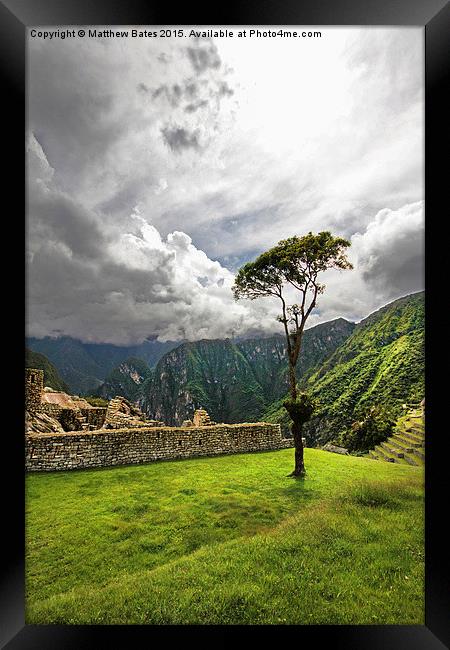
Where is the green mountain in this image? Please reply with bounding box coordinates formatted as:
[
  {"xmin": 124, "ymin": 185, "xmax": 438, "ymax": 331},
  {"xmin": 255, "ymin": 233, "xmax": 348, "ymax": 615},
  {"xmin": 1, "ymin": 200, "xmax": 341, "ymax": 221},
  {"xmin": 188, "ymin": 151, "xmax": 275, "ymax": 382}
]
[
  {"xmin": 141, "ymin": 339, "xmax": 266, "ymax": 425},
  {"xmin": 264, "ymin": 292, "xmax": 425, "ymax": 446},
  {"xmin": 95, "ymin": 357, "xmax": 153, "ymax": 401},
  {"xmin": 26, "ymin": 336, "xmax": 178, "ymax": 395},
  {"xmin": 25, "ymin": 349, "xmax": 69, "ymax": 392},
  {"xmin": 26, "ymin": 337, "xmax": 106, "ymax": 395},
  {"xmin": 140, "ymin": 318, "xmax": 355, "ymax": 425}
]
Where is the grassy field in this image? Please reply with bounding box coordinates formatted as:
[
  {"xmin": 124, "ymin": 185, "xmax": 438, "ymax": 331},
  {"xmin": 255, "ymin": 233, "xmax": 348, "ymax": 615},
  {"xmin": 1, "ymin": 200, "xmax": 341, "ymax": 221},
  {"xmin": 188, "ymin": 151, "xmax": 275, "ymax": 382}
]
[{"xmin": 25, "ymin": 448, "xmax": 424, "ymax": 625}]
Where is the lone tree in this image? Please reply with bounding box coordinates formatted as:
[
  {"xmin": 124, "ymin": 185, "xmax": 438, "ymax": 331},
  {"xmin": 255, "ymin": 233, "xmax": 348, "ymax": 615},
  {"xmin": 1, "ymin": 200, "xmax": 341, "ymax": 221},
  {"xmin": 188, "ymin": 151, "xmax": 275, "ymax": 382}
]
[{"xmin": 233, "ymin": 231, "xmax": 353, "ymax": 477}]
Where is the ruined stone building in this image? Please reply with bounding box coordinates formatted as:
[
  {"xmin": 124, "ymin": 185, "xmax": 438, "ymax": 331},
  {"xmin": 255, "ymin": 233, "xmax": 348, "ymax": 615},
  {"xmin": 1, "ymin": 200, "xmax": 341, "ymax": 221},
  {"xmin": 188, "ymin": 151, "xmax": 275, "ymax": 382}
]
[
  {"xmin": 26, "ymin": 368, "xmax": 107, "ymax": 434},
  {"xmin": 25, "ymin": 368, "xmax": 162, "ymax": 434}
]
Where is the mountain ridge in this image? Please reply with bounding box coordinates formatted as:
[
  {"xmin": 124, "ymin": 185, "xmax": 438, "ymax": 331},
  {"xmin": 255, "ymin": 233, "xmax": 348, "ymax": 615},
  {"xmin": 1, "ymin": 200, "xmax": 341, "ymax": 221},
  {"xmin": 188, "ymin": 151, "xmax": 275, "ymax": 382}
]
[
  {"xmin": 25, "ymin": 348, "xmax": 69, "ymax": 393},
  {"xmin": 26, "ymin": 292, "xmax": 424, "ymax": 443},
  {"xmin": 95, "ymin": 357, "xmax": 153, "ymax": 401},
  {"xmin": 139, "ymin": 318, "xmax": 355, "ymax": 425},
  {"xmin": 26, "ymin": 336, "xmax": 179, "ymax": 395},
  {"xmin": 263, "ymin": 291, "xmax": 424, "ymax": 445}
]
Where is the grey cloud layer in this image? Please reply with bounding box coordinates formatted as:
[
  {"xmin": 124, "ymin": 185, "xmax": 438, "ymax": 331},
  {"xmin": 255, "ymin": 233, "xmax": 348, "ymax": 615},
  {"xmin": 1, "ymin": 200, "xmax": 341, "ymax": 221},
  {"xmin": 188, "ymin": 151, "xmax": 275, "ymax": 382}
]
[
  {"xmin": 186, "ymin": 39, "xmax": 222, "ymax": 73},
  {"xmin": 161, "ymin": 126, "xmax": 201, "ymax": 152},
  {"xmin": 27, "ymin": 29, "xmax": 424, "ymax": 344},
  {"xmin": 27, "ymin": 133, "xmax": 280, "ymax": 343}
]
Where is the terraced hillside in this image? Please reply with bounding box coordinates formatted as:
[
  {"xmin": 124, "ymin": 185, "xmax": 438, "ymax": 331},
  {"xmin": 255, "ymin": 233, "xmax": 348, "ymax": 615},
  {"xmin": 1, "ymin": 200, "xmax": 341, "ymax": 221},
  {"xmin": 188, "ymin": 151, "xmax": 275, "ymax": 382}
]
[{"xmin": 368, "ymin": 407, "xmax": 424, "ymax": 467}]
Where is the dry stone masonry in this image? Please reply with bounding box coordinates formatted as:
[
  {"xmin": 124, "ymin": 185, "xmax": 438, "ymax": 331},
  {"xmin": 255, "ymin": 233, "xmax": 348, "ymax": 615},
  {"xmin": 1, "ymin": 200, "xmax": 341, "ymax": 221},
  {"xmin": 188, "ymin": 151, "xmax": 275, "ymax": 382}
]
[
  {"xmin": 25, "ymin": 423, "xmax": 292, "ymax": 472},
  {"xmin": 25, "ymin": 368, "xmax": 293, "ymax": 472},
  {"xmin": 25, "ymin": 409, "xmax": 65, "ymax": 435},
  {"xmin": 103, "ymin": 396, "xmax": 163, "ymax": 429},
  {"xmin": 192, "ymin": 408, "xmax": 216, "ymax": 426},
  {"xmin": 25, "ymin": 369, "xmax": 44, "ymax": 416},
  {"xmin": 25, "ymin": 370, "xmax": 108, "ymax": 433}
]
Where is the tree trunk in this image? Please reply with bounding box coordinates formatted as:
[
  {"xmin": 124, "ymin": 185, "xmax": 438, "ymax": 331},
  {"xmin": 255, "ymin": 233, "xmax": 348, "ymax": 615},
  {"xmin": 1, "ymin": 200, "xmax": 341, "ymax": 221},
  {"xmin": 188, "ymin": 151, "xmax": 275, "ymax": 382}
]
[
  {"xmin": 284, "ymin": 355, "xmax": 305, "ymax": 477},
  {"xmin": 288, "ymin": 418, "xmax": 305, "ymax": 477},
  {"xmin": 288, "ymin": 362, "xmax": 297, "ymax": 400}
]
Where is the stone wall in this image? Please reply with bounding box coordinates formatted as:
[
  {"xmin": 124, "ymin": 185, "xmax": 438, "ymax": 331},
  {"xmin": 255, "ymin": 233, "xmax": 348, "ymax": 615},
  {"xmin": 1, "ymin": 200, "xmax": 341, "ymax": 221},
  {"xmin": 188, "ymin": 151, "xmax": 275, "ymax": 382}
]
[
  {"xmin": 40, "ymin": 404, "xmax": 81, "ymax": 431},
  {"xmin": 82, "ymin": 407, "xmax": 107, "ymax": 429},
  {"xmin": 40, "ymin": 403, "xmax": 63, "ymax": 419},
  {"xmin": 40, "ymin": 403, "xmax": 106, "ymax": 431},
  {"xmin": 25, "ymin": 368, "xmax": 43, "ymax": 415},
  {"xmin": 192, "ymin": 409, "xmax": 214, "ymax": 426},
  {"xmin": 25, "ymin": 422, "xmax": 293, "ymax": 472}
]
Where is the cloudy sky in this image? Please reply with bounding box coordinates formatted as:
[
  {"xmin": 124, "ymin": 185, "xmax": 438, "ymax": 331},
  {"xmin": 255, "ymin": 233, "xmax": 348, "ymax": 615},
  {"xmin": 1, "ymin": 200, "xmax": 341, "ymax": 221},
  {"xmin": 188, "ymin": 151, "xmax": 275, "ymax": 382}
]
[{"xmin": 26, "ymin": 27, "xmax": 424, "ymax": 345}]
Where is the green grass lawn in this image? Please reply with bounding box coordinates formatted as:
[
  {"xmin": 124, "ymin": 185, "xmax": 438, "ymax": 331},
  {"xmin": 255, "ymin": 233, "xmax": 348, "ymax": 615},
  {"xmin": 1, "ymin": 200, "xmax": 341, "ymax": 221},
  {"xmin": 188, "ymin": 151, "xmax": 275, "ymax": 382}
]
[{"xmin": 25, "ymin": 448, "xmax": 424, "ymax": 625}]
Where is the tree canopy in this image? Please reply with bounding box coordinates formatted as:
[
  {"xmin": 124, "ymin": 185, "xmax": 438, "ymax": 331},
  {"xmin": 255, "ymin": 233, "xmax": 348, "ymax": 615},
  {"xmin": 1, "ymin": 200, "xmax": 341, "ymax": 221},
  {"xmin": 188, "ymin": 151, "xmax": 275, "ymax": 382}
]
[{"xmin": 233, "ymin": 231, "xmax": 352, "ymax": 302}]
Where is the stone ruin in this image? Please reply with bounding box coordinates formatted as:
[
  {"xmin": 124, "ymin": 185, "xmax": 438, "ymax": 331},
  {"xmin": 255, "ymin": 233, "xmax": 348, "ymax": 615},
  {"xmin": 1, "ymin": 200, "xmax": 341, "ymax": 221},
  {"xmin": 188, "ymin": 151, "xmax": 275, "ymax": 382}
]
[
  {"xmin": 192, "ymin": 408, "xmax": 216, "ymax": 427},
  {"xmin": 25, "ymin": 368, "xmax": 161, "ymax": 434},
  {"xmin": 181, "ymin": 408, "xmax": 218, "ymax": 428},
  {"xmin": 25, "ymin": 368, "xmax": 44, "ymax": 416},
  {"xmin": 103, "ymin": 396, "xmax": 163, "ymax": 429}
]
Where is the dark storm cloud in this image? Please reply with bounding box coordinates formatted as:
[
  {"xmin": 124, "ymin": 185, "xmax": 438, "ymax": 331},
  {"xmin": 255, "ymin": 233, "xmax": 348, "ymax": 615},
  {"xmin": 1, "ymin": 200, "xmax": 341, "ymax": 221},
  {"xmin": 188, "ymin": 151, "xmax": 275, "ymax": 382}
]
[
  {"xmin": 157, "ymin": 52, "xmax": 171, "ymax": 64},
  {"xmin": 363, "ymin": 254, "xmax": 424, "ymax": 298},
  {"xmin": 147, "ymin": 50, "xmax": 235, "ymax": 153},
  {"xmin": 153, "ymin": 83, "xmax": 183, "ymax": 106},
  {"xmin": 30, "ymin": 189, "xmax": 109, "ymax": 259},
  {"xmin": 218, "ymin": 81, "xmax": 234, "ymax": 97},
  {"xmin": 184, "ymin": 100, "xmax": 209, "ymax": 113},
  {"xmin": 186, "ymin": 40, "xmax": 221, "ymax": 74},
  {"xmin": 161, "ymin": 126, "xmax": 201, "ymax": 152},
  {"xmin": 26, "ymin": 200, "xmax": 270, "ymax": 344},
  {"xmin": 27, "ymin": 39, "xmax": 134, "ymax": 196},
  {"xmin": 360, "ymin": 236, "xmax": 424, "ymax": 298},
  {"xmin": 30, "ymin": 233, "xmax": 173, "ymax": 310},
  {"xmin": 151, "ymin": 76, "xmax": 233, "ymax": 117},
  {"xmin": 151, "ymin": 80, "xmax": 201, "ymax": 108},
  {"xmin": 26, "ymin": 30, "xmax": 424, "ymax": 344},
  {"xmin": 184, "ymin": 81, "xmax": 199, "ymax": 98}
]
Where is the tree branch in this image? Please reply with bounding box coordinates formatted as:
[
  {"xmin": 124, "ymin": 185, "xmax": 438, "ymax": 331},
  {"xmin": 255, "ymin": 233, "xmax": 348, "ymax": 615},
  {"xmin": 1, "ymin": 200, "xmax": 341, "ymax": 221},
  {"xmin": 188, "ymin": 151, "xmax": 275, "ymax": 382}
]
[{"xmin": 279, "ymin": 292, "xmax": 293, "ymax": 362}]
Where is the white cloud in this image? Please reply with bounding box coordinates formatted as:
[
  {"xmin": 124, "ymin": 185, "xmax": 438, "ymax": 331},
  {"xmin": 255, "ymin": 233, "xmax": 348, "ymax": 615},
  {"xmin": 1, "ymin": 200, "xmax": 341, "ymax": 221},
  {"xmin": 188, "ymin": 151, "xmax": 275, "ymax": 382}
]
[
  {"xmin": 352, "ymin": 200, "xmax": 424, "ymax": 295},
  {"xmin": 303, "ymin": 201, "xmax": 425, "ymax": 327},
  {"xmin": 26, "ymin": 139, "xmax": 280, "ymax": 343},
  {"xmin": 26, "ymin": 28, "xmax": 424, "ymax": 343}
]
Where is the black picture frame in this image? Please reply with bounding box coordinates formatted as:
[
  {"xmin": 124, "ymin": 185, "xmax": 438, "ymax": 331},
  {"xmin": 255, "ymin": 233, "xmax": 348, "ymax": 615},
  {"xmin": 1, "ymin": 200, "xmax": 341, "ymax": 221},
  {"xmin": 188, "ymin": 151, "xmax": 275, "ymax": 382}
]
[{"xmin": 2, "ymin": 0, "xmax": 448, "ymax": 647}]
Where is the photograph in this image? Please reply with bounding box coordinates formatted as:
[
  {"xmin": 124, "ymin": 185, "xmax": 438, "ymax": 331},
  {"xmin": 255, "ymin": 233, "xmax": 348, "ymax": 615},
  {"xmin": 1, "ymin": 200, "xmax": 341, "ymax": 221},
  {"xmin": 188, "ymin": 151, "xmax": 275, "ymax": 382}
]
[{"xmin": 24, "ymin": 24, "xmax": 426, "ymax": 626}]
